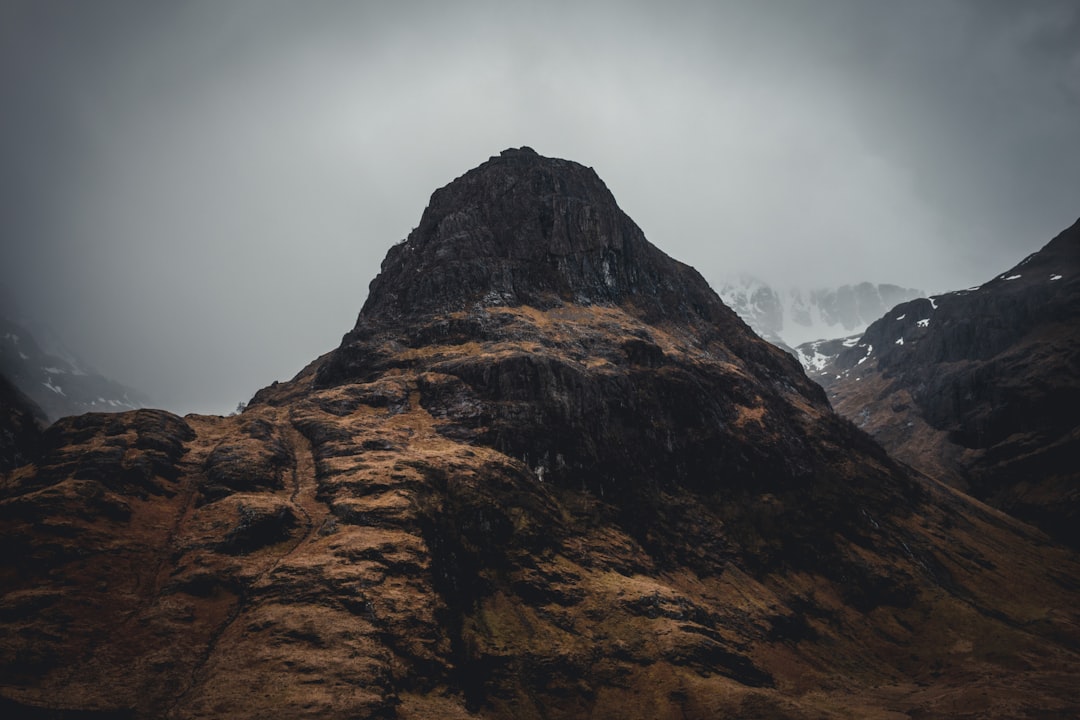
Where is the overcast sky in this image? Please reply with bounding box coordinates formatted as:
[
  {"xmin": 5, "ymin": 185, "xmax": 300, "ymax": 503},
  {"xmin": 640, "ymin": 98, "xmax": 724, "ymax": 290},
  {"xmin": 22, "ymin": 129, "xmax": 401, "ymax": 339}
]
[{"xmin": 1, "ymin": 0, "xmax": 1078, "ymax": 416}]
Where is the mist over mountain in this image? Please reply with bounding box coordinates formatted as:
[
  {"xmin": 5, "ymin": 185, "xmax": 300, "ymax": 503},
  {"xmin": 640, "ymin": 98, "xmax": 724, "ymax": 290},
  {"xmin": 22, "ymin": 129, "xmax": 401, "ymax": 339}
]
[
  {"xmin": 2, "ymin": 1, "xmax": 1078, "ymax": 419},
  {"xmin": 716, "ymin": 275, "xmax": 924, "ymax": 350},
  {"xmin": 2, "ymin": 149, "xmax": 1077, "ymax": 719},
  {"xmin": 0, "ymin": 293, "xmax": 150, "ymax": 423}
]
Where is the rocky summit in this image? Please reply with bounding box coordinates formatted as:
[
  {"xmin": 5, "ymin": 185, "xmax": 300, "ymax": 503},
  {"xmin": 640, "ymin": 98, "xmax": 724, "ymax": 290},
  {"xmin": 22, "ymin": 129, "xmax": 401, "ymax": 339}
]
[{"xmin": 2, "ymin": 149, "xmax": 1079, "ymax": 719}]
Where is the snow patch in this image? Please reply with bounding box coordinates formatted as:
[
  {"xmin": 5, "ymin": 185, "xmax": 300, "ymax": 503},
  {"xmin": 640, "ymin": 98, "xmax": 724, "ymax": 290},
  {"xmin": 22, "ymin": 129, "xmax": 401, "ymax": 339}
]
[
  {"xmin": 929, "ymin": 297, "xmax": 938, "ymax": 310},
  {"xmin": 895, "ymin": 337, "xmax": 904, "ymax": 346},
  {"xmin": 857, "ymin": 344, "xmax": 873, "ymax": 365},
  {"xmin": 43, "ymin": 367, "xmax": 65, "ymax": 374},
  {"xmin": 895, "ymin": 314, "xmax": 906, "ymax": 320},
  {"xmin": 42, "ymin": 378, "xmax": 65, "ymax": 396},
  {"xmin": 601, "ymin": 256, "xmax": 616, "ymax": 288},
  {"xmin": 1050, "ymin": 274, "xmax": 1063, "ymax": 281},
  {"xmin": 842, "ymin": 337, "xmax": 860, "ymax": 347},
  {"xmin": 1004, "ymin": 274, "xmax": 1022, "ymax": 281},
  {"xmin": 917, "ymin": 318, "xmax": 929, "ymax": 328},
  {"xmin": 797, "ymin": 345, "xmax": 832, "ymax": 372}
]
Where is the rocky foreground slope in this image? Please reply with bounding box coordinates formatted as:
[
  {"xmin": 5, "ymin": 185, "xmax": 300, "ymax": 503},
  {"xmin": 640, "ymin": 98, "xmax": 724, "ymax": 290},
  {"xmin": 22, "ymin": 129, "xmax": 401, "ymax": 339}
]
[
  {"xmin": 808, "ymin": 219, "xmax": 1080, "ymax": 550},
  {"xmin": 1, "ymin": 149, "xmax": 1078, "ymax": 719}
]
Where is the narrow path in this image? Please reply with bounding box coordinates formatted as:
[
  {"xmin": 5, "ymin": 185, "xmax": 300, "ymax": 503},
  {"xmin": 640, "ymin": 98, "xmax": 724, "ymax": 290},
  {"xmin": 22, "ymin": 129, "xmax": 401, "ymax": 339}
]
[
  {"xmin": 152, "ymin": 416, "xmax": 225, "ymax": 593},
  {"xmin": 253, "ymin": 422, "xmax": 326, "ymax": 584},
  {"xmin": 286, "ymin": 419, "xmax": 323, "ymax": 533},
  {"xmin": 168, "ymin": 413, "xmax": 327, "ymax": 716}
]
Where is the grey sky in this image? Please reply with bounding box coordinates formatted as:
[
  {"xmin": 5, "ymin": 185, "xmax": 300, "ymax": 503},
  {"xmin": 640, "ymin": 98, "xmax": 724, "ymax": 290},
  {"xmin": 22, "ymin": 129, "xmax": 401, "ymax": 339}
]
[{"xmin": 1, "ymin": 0, "xmax": 1077, "ymax": 415}]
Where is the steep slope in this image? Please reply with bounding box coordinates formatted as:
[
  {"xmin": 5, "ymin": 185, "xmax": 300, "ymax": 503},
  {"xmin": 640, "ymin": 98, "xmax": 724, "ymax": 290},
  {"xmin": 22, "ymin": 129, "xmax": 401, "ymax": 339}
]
[
  {"xmin": 0, "ymin": 308, "xmax": 151, "ymax": 423},
  {"xmin": 810, "ymin": 219, "xmax": 1080, "ymax": 549},
  {"xmin": 0, "ymin": 374, "xmax": 44, "ymax": 474},
  {"xmin": 716, "ymin": 275, "xmax": 923, "ymax": 351},
  {"xmin": 1, "ymin": 150, "xmax": 1078, "ymax": 720}
]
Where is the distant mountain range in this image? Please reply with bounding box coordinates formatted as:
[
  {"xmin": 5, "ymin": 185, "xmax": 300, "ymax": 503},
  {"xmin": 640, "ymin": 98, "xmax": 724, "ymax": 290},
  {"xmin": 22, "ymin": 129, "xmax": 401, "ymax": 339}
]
[
  {"xmin": 0, "ymin": 299, "xmax": 149, "ymax": 423},
  {"xmin": 716, "ymin": 276, "xmax": 924, "ymax": 350}
]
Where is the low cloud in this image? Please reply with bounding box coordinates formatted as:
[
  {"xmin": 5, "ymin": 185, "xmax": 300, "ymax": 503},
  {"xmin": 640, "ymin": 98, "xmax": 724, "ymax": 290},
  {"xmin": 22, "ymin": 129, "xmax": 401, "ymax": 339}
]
[{"xmin": 1, "ymin": 0, "xmax": 1076, "ymax": 414}]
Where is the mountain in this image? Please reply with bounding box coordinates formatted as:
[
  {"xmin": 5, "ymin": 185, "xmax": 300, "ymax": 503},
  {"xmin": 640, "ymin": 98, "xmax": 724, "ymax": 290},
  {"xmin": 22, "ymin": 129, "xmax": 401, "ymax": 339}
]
[
  {"xmin": 0, "ymin": 301, "xmax": 151, "ymax": 423},
  {"xmin": 716, "ymin": 275, "xmax": 923, "ymax": 350},
  {"xmin": 1, "ymin": 149, "xmax": 1078, "ymax": 719},
  {"xmin": 803, "ymin": 219, "xmax": 1080, "ymax": 549}
]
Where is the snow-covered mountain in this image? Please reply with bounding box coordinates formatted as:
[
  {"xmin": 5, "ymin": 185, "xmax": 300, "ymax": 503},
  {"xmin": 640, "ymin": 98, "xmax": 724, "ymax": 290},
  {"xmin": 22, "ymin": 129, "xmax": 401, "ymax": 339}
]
[
  {"xmin": 716, "ymin": 275, "xmax": 924, "ymax": 350},
  {"xmin": 0, "ymin": 299, "xmax": 150, "ymax": 423}
]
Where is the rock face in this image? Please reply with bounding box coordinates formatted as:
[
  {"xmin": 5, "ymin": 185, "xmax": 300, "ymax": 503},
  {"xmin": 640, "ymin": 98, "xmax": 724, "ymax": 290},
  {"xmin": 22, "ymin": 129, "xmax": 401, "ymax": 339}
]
[
  {"xmin": 318, "ymin": 148, "xmax": 828, "ymax": 501},
  {"xmin": 1, "ymin": 150, "xmax": 1079, "ymax": 719},
  {"xmin": 809, "ymin": 219, "xmax": 1080, "ymax": 548},
  {"xmin": 355, "ymin": 148, "xmax": 741, "ymax": 332}
]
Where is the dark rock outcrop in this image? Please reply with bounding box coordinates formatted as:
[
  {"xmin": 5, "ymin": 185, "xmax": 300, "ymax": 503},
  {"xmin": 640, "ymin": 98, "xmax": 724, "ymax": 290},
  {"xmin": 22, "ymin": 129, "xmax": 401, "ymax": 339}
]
[
  {"xmin": 355, "ymin": 147, "xmax": 736, "ymax": 329},
  {"xmin": 0, "ymin": 374, "xmax": 45, "ymax": 474},
  {"xmin": 1, "ymin": 151, "xmax": 1078, "ymax": 719},
  {"xmin": 811, "ymin": 218, "xmax": 1080, "ymax": 548},
  {"xmin": 319, "ymin": 148, "xmax": 829, "ymax": 509}
]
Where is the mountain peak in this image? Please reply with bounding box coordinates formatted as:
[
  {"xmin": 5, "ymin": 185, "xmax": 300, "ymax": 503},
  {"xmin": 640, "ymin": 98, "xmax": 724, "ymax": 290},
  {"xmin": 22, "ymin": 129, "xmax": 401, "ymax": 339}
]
[
  {"xmin": 497, "ymin": 145, "xmax": 540, "ymax": 158},
  {"xmin": 355, "ymin": 149, "xmax": 730, "ymax": 330}
]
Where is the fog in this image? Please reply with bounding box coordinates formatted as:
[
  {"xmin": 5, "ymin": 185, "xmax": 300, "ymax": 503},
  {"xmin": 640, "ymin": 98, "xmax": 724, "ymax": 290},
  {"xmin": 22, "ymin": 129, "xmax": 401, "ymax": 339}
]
[{"xmin": 1, "ymin": 0, "xmax": 1077, "ymax": 415}]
